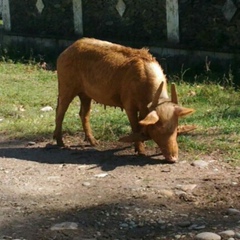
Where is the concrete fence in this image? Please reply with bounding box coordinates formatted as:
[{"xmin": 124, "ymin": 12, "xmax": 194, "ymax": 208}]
[
  {"xmin": 1, "ymin": 0, "xmax": 240, "ymax": 48},
  {"xmin": 0, "ymin": 0, "xmax": 240, "ymax": 78},
  {"xmin": 0, "ymin": 0, "xmax": 2, "ymax": 16}
]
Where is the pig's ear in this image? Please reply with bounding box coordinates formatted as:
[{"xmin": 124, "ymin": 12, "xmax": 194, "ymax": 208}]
[
  {"xmin": 119, "ymin": 133, "xmax": 150, "ymax": 142},
  {"xmin": 139, "ymin": 111, "xmax": 159, "ymax": 126},
  {"xmin": 174, "ymin": 107, "xmax": 195, "ymax": 118}
]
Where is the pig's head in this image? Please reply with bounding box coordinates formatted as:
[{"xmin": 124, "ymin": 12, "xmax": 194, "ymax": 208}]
[{"xmin": 121, "ymin": 82, "xmax": 195, "ymax": 163}]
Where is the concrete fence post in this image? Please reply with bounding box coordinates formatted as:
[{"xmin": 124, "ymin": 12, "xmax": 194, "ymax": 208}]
[
  {"xmin": 2, "ymin": 0, "xmax": 11, "ymax": 31},
  {"xmin": 73, "ymin": 0, "xmax": 83, "ymax": 36},
  {"xmin": 166, "ymin": 0, "xmax": 179, "ymax": 43},
  {"xmin": 0, "ymin": 0, "xmax": 3, "ymax": 17}
]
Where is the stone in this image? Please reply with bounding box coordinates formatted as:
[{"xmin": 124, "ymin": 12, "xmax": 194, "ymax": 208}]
[
  {"xmin": 176, "ymin": 184, "xmax": 197, "ymax": 192},
  {"xmin": 158, "ymin": 189, "xmax": 174, "ymax": 197},
  {"xmin": 82, "ymin": 182, "xmax": 91, "ymax": 187},
  {"xmin": 235, "ymin": 232, "xmax": 240, "ymax": 238},
  {"xmin": 219, "ymin": 230, "xmax": 235, "ymax": 237},
  {"xmin": 175, "ymin": 190, "xmax": 186, "ymax": 196},
  {"xmin": 195, "ymin": 232, "xmax": 221, "ymax": 240},
  {"xmin": 119, "ymin": 223, "xmax": 129, "ymax": 228},
  {"xmin": 94, "ymin": 173, "xmax": 108, "ymax": 178},
  {"xmin": 51, "ymin": 222, "xmax": 78, "ymax": 230},
  {"xmin": 157, "ymin": 219, "xmax": 166, "ymax": 224},
  {"xmin": 175, "ymin": 234, "xmax": 182, "ymax": 239},
  {"xmin": 41, "ymin": 106, "xmax": 53, "ymax": 112},
  {"xmin": 189, "ymin": 224, "xmax": 206, "ymax": 230},
  {"xmin": 178, "ymin": 220, "xmax": 192, "ymax": 228},
  {"xmin": 227, "ymin": 208, "xmax": 240, "ymax": 215},
  {"xmin": 129, "ymin": 221, "xmax": 137, "ymax": 228},
  {"xmin": 192, "ymin": 160, "xmax": 209, "ymax": 168}
]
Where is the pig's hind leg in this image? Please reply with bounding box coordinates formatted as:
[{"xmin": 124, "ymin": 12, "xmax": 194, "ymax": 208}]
[
  {"xmin": 79, "ymin": 94, "xmax": 99, "ymax": 146},
  {"xmin": 54, "ymin": 93, "xmax": 75, "ymax": 146}
]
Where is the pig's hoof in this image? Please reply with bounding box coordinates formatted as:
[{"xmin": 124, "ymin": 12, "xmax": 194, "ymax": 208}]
[
  {"xmin": 56, "ymin": 141, "xmax": 65, "ymax": 147},
  {"xmin": 137, "ymin": 150, "xmax": 146, "ymax": 156},
  {"xmin": 91, "ymin": 141, "xmax": 99, "ymax": 146},
  {"xmin": 86, "ymin": 137, "xmax": 99, "ymax": 146},
  {"xmin": 165, "ymin": 159, "xmax": 178, "ymax": 164}
]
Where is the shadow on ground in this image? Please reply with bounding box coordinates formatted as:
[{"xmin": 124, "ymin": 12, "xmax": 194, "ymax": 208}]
[
  {"xmin": 1, "ymin": 138, "xmax": 239, "ymax": 239},
  {"xmin": 0, "ymin": 141, "xmax": 170, "ymax": 171},
  {"xmin": 1, "ymin": 198, "xmax": 240, "ymax": 240}
]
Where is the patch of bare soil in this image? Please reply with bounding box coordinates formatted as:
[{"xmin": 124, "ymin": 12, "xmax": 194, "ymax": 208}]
[{"xmin": 0, "ymin": 137, "xmax": 239, "ymax": 240}]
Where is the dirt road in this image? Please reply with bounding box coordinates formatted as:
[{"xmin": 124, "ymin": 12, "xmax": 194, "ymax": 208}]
[{"xmin": 0, "ymin": 138, "xmax": 239, "ymax": 240}]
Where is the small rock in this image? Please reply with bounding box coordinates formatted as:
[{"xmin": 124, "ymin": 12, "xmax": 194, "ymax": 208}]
[
  {"xmin": 195, "ymin": 232, "xmax": 221, "ymax": 240},
  {"xmin": 78, "ymin": 165, "xmax": 88, "ymax": 169},
  {"xmin": 219, "ymin": 230, "xmax": 235, "ymax": 237},
  {"xmin": 175, "ymin": 234, "xmax": 182, "ymax": 239},
  {"xmin": 94, "ymin": 173, "xmax": 108, "ymax": 178},
  {"xmin": 51, "ymin": 222, "xmax": 78, "ymax": 230},
  {"xmin": 189, "ymin": 224, "xmax": 206, "ymax": 230},
  {"xmin": 41, "ymin": 106, "xmax": 53, "ymax": 112},
  {"xmin": 129, "ymin": 221, "xmax": 137, "ymax": 228},
  {"xmin": 138, "ymin": 222, "xmax": 144, "ymax": 227},
  {"xmin": 176, "ymin": 184, "xmax": 197, "ymax": 192},
  {"xmin": 157, "ymin": 219, "xmax": 166, "ymax": 224},
  {"xmin": 191, "ymin": 160, "xmax": 209, "ymax": 168},
  {"xmin": 82, "ymin": 182, "xmax": 91, "ymax": 187},
  {"xmin": 158, "ymin": 189, "xmax": 174, "ymax": 197},
  {"xmin": 227, "ymin": 208, "xmax": 240, "ymax": 215},
  {"xmin": 175, "ymin": 190, "xmax": 187, "ymax": 196},
  {"xmin": 235, "ymin": 232, "xmax": 240, "ymax": 238},
  {"xmin": 27, "ymin": 141, "xmax": 36, "ymax": 146},
  {"xmin": 179, "ymin": 214, "xmax": 189, "ymax": 217},
  {"xmin": 119, "ymin": 223, "xmax": 129, "ymax": 228},
  {"xmin": 178, "ymin": 221, "xmax": 192, "ymax": 228}
]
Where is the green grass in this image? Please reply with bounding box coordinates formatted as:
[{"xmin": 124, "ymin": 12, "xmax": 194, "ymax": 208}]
[
  {"xmin": 170, "ymin": 73, "xmax": 240, "ymax": 163},
  {"xmin": 0, "ymin": 61, "xmax": 239, "ymax": 164},
  {"xmin": 0, "ymin": 62, "xmax": 57, "ymax": 139}
]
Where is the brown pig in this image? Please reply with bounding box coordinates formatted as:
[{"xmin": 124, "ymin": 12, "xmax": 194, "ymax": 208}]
[{"xmin": 53, "ymin": 38, "xmax": 195, "ymax": 162}]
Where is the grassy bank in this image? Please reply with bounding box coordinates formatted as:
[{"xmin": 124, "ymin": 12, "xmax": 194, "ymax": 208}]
[{"xmin": 0, "ymin": 61, "xmax": 239, "ymax": 164}]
